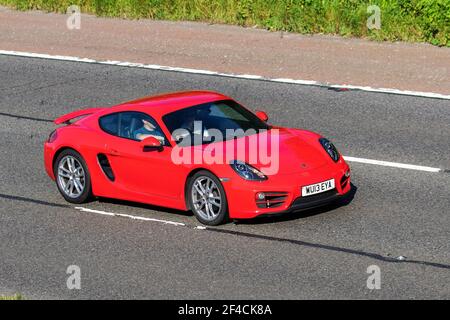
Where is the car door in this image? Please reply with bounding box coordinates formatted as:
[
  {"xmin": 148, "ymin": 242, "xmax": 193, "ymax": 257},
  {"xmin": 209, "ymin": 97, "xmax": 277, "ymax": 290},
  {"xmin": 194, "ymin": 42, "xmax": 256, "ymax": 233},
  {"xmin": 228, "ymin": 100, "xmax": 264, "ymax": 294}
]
[{"xmin": 98, "ymin": 111, "xmax": 183, "ymax": 202}]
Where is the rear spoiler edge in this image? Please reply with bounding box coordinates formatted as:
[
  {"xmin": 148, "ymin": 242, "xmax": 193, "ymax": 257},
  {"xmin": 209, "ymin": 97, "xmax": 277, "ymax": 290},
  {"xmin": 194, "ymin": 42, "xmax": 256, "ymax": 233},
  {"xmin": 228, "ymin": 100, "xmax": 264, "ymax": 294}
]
[{"xmin": 54, "ymin": 108, "xmax": 105, "ymax": 125}]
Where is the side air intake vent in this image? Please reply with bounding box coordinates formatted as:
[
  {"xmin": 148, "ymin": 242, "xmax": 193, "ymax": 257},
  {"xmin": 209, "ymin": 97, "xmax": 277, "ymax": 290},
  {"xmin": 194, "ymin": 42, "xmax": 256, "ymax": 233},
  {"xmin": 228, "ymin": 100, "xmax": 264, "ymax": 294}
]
[{"xmin": 97, "ymin": 154, "xmax": 115, "ymax": 182}]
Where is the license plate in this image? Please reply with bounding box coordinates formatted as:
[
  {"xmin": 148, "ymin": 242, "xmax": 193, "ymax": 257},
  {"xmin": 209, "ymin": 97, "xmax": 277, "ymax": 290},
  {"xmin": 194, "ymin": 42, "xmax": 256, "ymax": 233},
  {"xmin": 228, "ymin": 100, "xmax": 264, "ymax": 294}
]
[{"xmin": 301, "ymin": 179, "xmax": 335, "ymax": 197}]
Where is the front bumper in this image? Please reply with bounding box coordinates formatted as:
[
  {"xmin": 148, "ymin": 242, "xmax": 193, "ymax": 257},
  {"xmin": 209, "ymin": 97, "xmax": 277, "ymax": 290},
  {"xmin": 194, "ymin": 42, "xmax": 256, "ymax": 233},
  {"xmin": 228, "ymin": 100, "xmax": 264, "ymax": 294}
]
[{"xmin": 224, "ymin": 159, "xmax": 351, "ymax": 219}]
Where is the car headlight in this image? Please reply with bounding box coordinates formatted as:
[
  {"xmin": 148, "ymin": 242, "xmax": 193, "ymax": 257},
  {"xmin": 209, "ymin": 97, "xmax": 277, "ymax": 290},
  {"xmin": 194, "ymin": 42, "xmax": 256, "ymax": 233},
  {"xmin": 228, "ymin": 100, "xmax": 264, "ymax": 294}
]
[
  {"xmin": 319, "ymin": 138, "xmax": 340, "ymax": 162},
  {"xmin": 230, "ymin": 160, "xmax": 267, "ymax": 181}
]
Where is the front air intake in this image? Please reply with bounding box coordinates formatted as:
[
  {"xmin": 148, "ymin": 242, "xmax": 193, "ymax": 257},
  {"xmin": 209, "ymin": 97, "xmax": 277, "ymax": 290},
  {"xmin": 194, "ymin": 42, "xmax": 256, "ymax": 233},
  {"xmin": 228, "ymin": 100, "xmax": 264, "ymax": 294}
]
[
  {"xmin": 256, "ymin": 192, "xmax": 288, "ymax": 208},
  {"xmin": 340, "ymin": 174, "xmax": 349, "ymax": 190}
]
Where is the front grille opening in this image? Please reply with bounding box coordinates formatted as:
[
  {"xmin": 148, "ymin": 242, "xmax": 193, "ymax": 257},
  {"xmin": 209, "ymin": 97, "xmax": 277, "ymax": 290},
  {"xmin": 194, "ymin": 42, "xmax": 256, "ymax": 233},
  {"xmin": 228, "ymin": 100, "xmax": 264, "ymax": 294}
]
[
  {"xmin": 256, "ymin": 192, "xmax": 288, "ymax": 208},
  {"xmin": 290, "ymin": 189, "xmax": 339, "ymax": 211},
  {"xmin": 340, "ymin": 174, "xmax": 349, "ymax": 189}
]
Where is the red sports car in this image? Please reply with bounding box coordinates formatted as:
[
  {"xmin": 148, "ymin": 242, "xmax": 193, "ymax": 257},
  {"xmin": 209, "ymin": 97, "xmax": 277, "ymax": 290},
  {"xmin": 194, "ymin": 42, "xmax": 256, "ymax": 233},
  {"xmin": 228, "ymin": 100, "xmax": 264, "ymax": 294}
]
[{"xmin": 44, "ymin": 91, "xmax": 351, "ymax": 225}]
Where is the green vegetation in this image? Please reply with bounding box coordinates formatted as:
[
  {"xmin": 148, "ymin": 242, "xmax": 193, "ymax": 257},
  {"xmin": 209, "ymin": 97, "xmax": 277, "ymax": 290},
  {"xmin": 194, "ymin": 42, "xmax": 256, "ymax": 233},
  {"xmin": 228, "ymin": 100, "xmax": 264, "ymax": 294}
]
[
  {"xmin": 0, "ymin": 294, "xmax": 24, "ymax": 300},
  {"xmin": 1, "ymin": 0, "xmax": 449, "ymax": 46}
]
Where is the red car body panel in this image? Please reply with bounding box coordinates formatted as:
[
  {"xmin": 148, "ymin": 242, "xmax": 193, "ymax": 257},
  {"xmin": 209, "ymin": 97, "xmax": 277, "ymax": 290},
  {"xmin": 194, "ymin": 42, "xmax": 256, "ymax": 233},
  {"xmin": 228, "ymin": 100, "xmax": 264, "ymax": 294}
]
[{"xmin": 44, "ymin": 91, "xmax": 351, "ymax": 219}]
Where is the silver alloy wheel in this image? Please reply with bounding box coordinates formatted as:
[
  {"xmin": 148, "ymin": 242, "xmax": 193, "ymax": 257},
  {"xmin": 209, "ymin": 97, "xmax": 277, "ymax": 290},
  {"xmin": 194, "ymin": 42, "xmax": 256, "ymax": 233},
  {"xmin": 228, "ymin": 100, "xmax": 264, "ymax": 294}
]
[
  {"xmin": 191, "ymin": 176, "xmax": 222, "ymax": 221},
  {"xmin": 57, "ymin": 155, "xmax": 85, "ymax": 198}
]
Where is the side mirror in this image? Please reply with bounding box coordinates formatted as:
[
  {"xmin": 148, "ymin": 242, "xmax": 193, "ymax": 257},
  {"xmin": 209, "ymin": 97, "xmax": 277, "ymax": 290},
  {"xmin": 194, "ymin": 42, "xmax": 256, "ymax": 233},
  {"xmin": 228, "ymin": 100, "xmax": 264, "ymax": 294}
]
[
  {"xmin": 255, "ymin": 110, "xmax": 269, "ymax": 122},
  {"xmin": 140, "ymin": 136, "xmax": 163, "ymax": 152}
]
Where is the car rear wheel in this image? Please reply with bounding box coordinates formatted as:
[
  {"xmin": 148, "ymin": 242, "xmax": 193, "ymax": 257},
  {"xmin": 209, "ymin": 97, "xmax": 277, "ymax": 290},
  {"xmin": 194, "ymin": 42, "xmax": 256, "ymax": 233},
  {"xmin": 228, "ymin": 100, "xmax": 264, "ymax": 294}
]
[
  {"xmin": 188, "ymin": 171, "xmax": 228, "ymax": 226},
  {"xmin": 54, "ymin": 149, "xmax": 92, "ymax": 204}
]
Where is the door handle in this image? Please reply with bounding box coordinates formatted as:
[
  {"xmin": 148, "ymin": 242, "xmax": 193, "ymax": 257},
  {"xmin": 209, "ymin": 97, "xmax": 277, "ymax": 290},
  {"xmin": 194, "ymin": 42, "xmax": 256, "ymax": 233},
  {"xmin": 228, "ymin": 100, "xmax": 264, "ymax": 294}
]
[{"xmin": 107, "ymin": 148, "xmax": 120, "ymax": 156}]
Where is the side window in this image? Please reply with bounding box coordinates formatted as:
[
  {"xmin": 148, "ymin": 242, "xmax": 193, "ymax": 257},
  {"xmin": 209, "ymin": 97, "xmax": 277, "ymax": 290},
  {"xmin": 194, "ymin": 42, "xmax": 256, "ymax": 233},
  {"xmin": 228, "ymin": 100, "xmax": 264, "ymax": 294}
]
[
  {"xmin": 99, "ymin": 112, "xmax": 167, "ymax": 145},
  {"xmin": 99, "ymin": 113, "xmax": 119, "ymax": 136}
]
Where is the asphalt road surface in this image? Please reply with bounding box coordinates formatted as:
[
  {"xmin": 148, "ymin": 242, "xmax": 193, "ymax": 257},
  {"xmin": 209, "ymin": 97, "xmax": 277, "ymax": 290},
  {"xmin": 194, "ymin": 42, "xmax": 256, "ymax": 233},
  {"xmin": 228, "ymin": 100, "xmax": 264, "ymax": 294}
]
[{"xmin": 0, "ymin": 55, "xmax": 449, "ymax": 299}]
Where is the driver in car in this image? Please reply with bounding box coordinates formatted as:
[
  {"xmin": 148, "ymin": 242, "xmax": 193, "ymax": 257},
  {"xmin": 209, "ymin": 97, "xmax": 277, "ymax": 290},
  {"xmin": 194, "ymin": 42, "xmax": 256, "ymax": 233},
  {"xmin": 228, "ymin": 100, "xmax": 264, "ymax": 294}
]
[{"xmin": 134, "ymin": 119, "xmax": 165, "ymax": 143}]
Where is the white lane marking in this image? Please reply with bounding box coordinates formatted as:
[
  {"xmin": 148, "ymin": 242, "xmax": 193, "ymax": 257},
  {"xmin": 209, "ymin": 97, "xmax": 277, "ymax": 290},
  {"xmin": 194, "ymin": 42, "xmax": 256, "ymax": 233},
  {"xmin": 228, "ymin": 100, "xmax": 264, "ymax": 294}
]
[
  {"xmin": 0, "ymin": 49, "xmax": 449, "ymax": 100},
  {"xmin": 74, "ymin": 207, "xmax": 186, "ymax": 226},
  {"xmin": 343, "ymin": 156, "xmax": 442, "ymax": 172}
]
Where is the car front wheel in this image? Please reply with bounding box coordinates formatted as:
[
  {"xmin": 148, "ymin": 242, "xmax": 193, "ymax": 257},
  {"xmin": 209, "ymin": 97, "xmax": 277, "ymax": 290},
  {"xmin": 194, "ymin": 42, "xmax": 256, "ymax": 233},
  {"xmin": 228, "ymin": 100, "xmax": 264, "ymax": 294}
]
[{"xmin": 188, "ymin": 171, "xmax": 228, "ymax": 226}]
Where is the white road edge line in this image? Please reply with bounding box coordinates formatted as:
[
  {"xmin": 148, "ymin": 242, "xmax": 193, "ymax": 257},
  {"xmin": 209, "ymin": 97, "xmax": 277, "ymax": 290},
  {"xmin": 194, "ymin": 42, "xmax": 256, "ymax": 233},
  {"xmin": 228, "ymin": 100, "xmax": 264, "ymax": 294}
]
[
  {"xmin": 343, "ymin": 156, "xmax": 441, "ymax": 173},
  {"xmin": 0, "ymin": 49, "xmax": 449, "ymax": 100},
  {"xmin": 74, "ymin": 207, "xmax": 186, "ymax": 226}
]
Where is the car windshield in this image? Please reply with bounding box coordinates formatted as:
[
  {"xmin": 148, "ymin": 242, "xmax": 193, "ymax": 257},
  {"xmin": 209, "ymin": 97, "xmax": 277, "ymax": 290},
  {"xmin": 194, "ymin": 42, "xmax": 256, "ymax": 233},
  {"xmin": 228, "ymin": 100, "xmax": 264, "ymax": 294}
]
[{"xmin": 162, "ymin": 100, "xmax": 270, "ymax": 146}]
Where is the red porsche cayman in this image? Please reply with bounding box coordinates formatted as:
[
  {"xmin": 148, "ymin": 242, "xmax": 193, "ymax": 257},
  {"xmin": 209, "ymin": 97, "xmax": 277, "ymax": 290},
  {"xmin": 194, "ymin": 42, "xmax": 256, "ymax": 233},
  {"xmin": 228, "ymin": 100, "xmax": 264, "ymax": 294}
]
[{"xmin": 44, "ymin": 91, "xmax": 351, "ymax": 225}]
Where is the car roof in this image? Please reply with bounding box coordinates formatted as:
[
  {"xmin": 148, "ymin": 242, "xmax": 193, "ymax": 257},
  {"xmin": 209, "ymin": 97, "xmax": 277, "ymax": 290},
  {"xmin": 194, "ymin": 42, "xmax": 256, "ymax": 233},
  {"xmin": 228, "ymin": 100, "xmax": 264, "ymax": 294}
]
[{"xmin": 112, "ymin": 90, "xmax": 230, "ymax": 117}]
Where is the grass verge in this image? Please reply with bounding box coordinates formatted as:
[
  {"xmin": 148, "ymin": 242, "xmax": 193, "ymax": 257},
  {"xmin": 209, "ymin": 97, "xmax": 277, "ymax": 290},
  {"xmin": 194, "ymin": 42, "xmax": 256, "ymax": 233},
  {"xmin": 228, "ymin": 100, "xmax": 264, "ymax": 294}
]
[
  {"xmin": 0, "ymin": 294, "xmax": 25, "ymax": 300},
  {"xmin": 0, "ymin": 0, "xmax": 449, "ymax": 46}
]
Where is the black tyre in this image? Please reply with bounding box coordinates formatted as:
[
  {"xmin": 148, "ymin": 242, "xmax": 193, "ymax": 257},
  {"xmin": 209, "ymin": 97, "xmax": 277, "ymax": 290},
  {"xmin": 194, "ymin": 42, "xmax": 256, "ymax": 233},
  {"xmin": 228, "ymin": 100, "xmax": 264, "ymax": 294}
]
[
  {"xmin": 187, "ymin": 170, "xmax": 228, "ymax": 226},
  {"xmin": 54, "ymin": 149, "xmax": 92, "ymax": 204}
]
